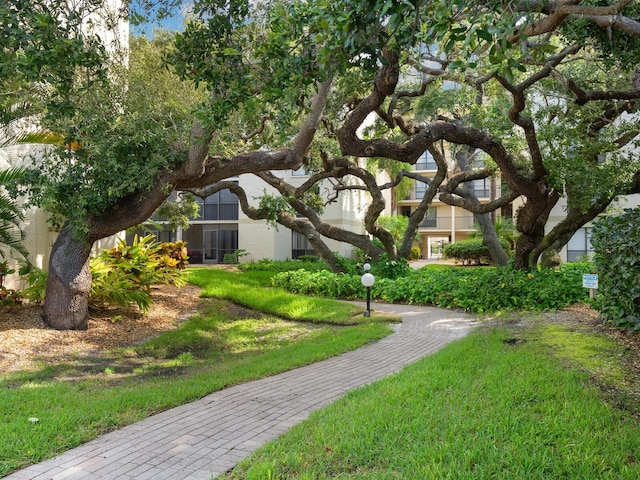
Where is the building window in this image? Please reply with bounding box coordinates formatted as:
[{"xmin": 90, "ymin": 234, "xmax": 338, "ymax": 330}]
[
  {"xmin": 567, "ymin": 228, "xmax": 594, "ymax": 262},
  {"xmin": 420, "ymin": 207, "xmax": 437, "ymax": 228},
  {"xmin": 196, "ymin": 187, "xmax": 239, "ymax": 221},
  {"xmin": 182, "ymin": 224, "xmax": 238, "ymax": 264},
  {"xmin": 126, "ymin": 228, "xmax": 176, "ymax": 244},
  {"xmin": 415, "ymin": 151, "xmax": 438, "ymax": 170},
  {"xmin": 401, "ymin": 206, "xmax": 411, "ymax": 217},
  {"xmin": 415, "ymin": 181, "xmax": 427, "ymax": 200},
  {"xmin": 292, "ymin": 231, "xmax": 315, "ymax": 258},
  {"xmin": 472, "ymin": 178, "xmax": 490, "ymax": 198}
]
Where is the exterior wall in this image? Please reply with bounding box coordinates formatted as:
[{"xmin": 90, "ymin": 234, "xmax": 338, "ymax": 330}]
[
  {"xmin": 0, "ymin": 144, "xmax": 55, "ymax": 289},
  {"xmin": 129, "ymin": 166, "xmax": 377, "ymax": 265},
  {"xmin": 549, "ymin": 193, "xmax": 640, "ymax": 262},
  {"xmin": 236, "ymin": 169, "xmax": 375, "ymax": 262}
]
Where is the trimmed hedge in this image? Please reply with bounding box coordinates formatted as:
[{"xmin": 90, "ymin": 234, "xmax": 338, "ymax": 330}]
[
  {"xmin": 443, "ymin": 238, "xmax": 511, "ymax": 265},
  {"xmin": 238, "ymin": 258, "xmax": 330, "ymax": 273}
]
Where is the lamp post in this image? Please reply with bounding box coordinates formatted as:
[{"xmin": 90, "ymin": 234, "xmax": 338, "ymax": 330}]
[{"xmin": 361, "ymin": 263, "xmax": 375, "ymax": 317}]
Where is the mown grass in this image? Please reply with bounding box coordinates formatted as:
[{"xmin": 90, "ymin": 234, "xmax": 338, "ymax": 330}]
[
  {"xmin": 0, "ymin": 269, "xmax": 394, "ymax": 477},
  {"xmin": 187, "ymin": 268, "xmax": 398, "ymax": 325},
  {"xmin": 221, "ymin": 323, "xmax": 640, "ymax": 479}
]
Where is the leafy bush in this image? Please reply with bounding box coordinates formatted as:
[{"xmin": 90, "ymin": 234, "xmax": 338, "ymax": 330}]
[
  {"xmin": 222, "ymin": 248, "xmax": 248, "ymax": 264},
  {"xmin": 296, "ymin": 255, "xmax": 319, "ymax": 262},
  {"xmin": 410, "ymin": 246, "xmax": 421, "ymax": 260},
  {"xmin": 0, "ymin": 260, "xmax": 15, "ymax": 288},
  {"xmin": 158, "ymin": 240, "xmax": 189, "ymax": 269},
  {"xmin": 272, "ymin": 270, "xmax": 364, "ymax": 299},
  {"xmin": 0, "ymin": 287, "xmax": 21, "ymax": 307},
  {"xmin": 443, "ymin": 238, "xmax": 510, "ymax": 265},
  {"xmin": 273, "ymin": 263, "xmax": 592, "ymax": 313},
  {"xmin": 18, "ymin": 262, "xmax": 47, "ymax": 304},
  {"xmin": 591, "ymin": 208, "xmax": 640, "ymax": 330},
  {"xmin": 90, "ymin": 235, "xmax": 187, "ymax": 311},
  {"xmin": 370, "ymin": 254, "xmax": 410, "ymax": 279}
]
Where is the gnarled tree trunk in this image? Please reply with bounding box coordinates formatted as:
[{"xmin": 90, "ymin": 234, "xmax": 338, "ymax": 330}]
[
  {"xmin": 476, "ymin": 212, "xmax": 509, "ymax": 266},
  {"xmin": 513, "ymin": 191, "xmax": 560, "ymax": 269},
  {"xmin": 43, "ymin": 225, "xmax": 93, "ymax": 330},
  {"xmin": 40, "ymin": 80, "xmax": 333, "ymax": 330}
]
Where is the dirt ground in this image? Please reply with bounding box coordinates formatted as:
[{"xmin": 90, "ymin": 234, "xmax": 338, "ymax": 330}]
[{"xmin": 0, "ymin": 284, "xmax": 202, "ymax": 372}]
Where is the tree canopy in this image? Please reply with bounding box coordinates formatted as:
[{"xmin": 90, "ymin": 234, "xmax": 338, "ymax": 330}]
[{"xmin": 7, "ymin": 0, "xmax": 640, "ymax": 329}]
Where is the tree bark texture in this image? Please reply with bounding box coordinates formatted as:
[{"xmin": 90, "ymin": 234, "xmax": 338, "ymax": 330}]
[{"xmin": 43, "ymin": 226, "xmax": 93, "ymax": 330}]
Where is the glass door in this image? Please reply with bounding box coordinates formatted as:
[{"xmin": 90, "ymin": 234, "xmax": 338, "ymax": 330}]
[{"xmin": 204, "ymin": 227, "xmax": 218, "ymax": 263}]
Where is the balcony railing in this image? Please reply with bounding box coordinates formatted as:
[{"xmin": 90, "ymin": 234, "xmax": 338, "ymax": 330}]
[
  {"xmin": 419, "ymin": 215, "xmax": 475, "ymax": 230},
  {"xmin": 415, "ymin": 161, "xmax": 438, "ymax": 171},
  {"xmin": 473, "ymin": 187, "xmax": 490, "ymax": 198},
  {"xmin": 200, "ymin": 203, "xmax": 239, "ymax": 221}
]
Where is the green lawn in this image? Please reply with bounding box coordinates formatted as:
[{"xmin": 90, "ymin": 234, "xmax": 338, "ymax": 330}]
[
  {"xmin": 0, "ymin": 269, "xmax": 395, "ymax": 477},
  {"xmin": 4, "ymin": 266, "xmax": 639, "ymax": 479},
  {"xmin": 187, "ymin": 268, "xmax": 397, "ymax": 325},
  {"xmin": 220, "ymin": 323, "xmax": 640, "ymax": 479}
]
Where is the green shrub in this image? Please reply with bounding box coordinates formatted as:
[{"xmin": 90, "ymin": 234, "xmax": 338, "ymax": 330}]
[
  {"xmin": 410, "ymin": 246, "xmax": 421, "ymax": 260},
  {"xmin": 443, "ymin": 238, "xmax": 510, "ymax": 265},
  {"xmin": 222, "ymin": 248, "xmax": 248, "ymax": 265},
  {"xmin": 334, "ymin": 253, "xmax": 361, "ymax": 275},
  {"xmin": 90, "ymin": 260, "xmax": 155, "ymax": 312},
  {"xmin": 158, "ymin": 240, "xmax": 189, "ymax": 269},
  {"xmin": 18, "ymin": 262, "xmax": 47, "ymax": 304},
  {"xmin": 272, "ymin": 270, "xmax": 363, "ymax": 299},
  {"xmin": 90, "ymin": 235, "xmax": 187, "ymax": 311},
  {"xmin": 296, "ymin": 255, "xmax": 319, "ymax": 262},
  {"xmin": 0, "ymin": 288, "xmax": 21, "ymax": 307},
  {"xmin": 591, "ymin": 208, "xmax": 640, "ymax": 330},
  {"xmin": 370, "ymin": 254, "xmax": 410, "ymax": 279},
  {"xmin": 0, "ymin": 260, "xmax": 15, "ymax": 288},
  {"xmin": 272, "ymin": 263, "xmax": 592, "ymax": 313}
]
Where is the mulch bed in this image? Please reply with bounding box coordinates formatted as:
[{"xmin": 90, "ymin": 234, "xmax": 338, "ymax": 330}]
[{"xmin": 0, "ymin": 284, "xmax": 202, "ymax": 371}]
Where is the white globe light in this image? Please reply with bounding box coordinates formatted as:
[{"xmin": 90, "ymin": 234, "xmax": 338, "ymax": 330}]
[
  {"xmin": 361, "ymin": 272, "xmax": 375, "ymax": 287},
  {"xmin": 363, "ymin": 262, "xmax": 371, "ymax": 272}
]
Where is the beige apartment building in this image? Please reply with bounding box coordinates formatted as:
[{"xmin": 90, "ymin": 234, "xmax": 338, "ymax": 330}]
[
  {"xmin": 130, "ymin": 165, "xmax": 383, "ymax": 265},
  {"xmin": 395, "ymin": 149, "xmax": 509, "ymax": 259}
]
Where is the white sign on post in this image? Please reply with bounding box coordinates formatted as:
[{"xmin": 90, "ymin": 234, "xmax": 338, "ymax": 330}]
[{"xmin": 582, "ymin": 274, "xmax": 598, "ymax": 289}]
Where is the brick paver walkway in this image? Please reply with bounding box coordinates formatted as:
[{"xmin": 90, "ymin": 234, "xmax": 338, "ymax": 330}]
[{"xmin": 5, "ymin": 303, "xmax": 477, "ymax": 480}]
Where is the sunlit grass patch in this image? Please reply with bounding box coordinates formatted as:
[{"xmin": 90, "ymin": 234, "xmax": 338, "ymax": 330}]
[
  {"xmin": 531, "ymin": 322, "xmax": 629, "ymax": 385},
  {"xmin": 221, "ymin": 328, "xmax": 640, "ymax": 479},
  {"xmin": 218, "ymin": 317, "xmax": 319, "ymax": 353},
  {"xmin": 187, "ymin": 267, "xmax": 399, "ymax": 325},
  {"xmin": 0, "ymin": 290, "xmax": 392, "ymax": 477}
]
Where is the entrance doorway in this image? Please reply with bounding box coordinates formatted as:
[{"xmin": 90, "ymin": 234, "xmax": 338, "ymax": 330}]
[{"xmin": 183, "ymin": 224, "xmax": 238, "ymax": 264}]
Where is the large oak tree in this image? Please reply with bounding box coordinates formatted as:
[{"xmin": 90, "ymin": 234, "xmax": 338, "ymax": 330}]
[
  {"xmin": 185, "ymin": 0, "xmax": 640, "ymax": 272},
  {"xmin": 11, "ymin": 0, "xmax": 640, "ymax": 329}
]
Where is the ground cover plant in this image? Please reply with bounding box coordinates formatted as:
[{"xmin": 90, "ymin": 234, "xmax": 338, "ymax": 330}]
[
  {"xmin": 221, "ymin": 321, "xmax": 640, "ymax": 479},
  {"xmin": 0, "ymin": 269, "xmax": 393, "ymax": 477},
  {"xmin": 272, "ymin": 263, "xmax": 593, "ymax": 313}
]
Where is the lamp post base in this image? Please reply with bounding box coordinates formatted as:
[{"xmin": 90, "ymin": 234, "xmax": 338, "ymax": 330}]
[{"xmin": 363, "ymin": 310, "xmax": 370, "ymax": 317}]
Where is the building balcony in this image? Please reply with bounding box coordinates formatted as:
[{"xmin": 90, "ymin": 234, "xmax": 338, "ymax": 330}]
[
  {"xmin": 419, "ymin": 215, "xmax": 476, "ymax": 230},
  {"xmin": 199, "ymin": 203, "xmax": 239, "ymax": 221}
]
